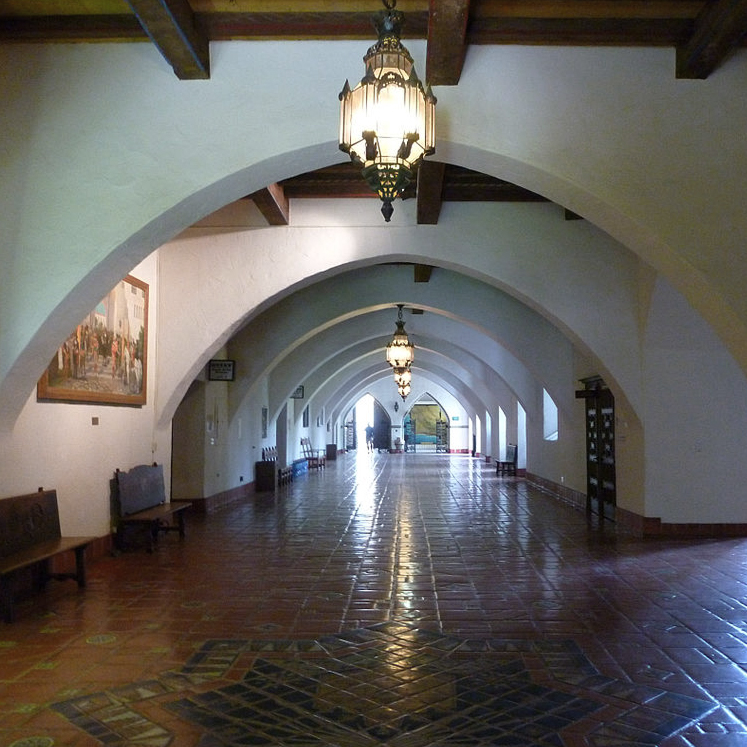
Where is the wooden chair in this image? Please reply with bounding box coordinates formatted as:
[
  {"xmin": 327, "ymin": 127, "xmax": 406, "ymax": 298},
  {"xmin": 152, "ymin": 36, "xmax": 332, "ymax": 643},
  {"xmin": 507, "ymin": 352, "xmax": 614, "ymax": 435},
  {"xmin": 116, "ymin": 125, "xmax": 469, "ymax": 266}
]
[
  {"xmin": 301, "ymin": 437, "xmax": 326, "ymax": 469},
  {"xmin": 496, "ymin": 444, "xmax": 518, "ymax": 477}
]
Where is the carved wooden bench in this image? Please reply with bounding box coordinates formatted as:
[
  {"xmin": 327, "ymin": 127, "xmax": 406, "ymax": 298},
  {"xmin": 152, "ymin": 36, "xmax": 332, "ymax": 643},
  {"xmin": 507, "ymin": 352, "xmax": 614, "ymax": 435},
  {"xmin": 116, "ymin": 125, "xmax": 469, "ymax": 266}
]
[
  {"xmin": 0, "ymin": 489, "xmax": 95, "ymax": 623},
  {"xmin": 114, "ymin": 463, "xmax": 190, "ymax": 552}
]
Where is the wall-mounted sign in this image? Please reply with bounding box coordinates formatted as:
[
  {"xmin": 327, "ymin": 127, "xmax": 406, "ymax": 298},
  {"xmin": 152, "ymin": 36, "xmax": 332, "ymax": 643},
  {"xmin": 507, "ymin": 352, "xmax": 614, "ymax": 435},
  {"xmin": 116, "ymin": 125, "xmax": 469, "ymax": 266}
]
[
  {"xmin": 292, "ymin": 386, "xmax": 305, "ymax": 399},
  {"xmin": 208, "ymin": 359, "xmax": 235, "ymax": 381},
  {"xmin": 452, "ymin": 416, "xmax": 460, "ymax": 421}
]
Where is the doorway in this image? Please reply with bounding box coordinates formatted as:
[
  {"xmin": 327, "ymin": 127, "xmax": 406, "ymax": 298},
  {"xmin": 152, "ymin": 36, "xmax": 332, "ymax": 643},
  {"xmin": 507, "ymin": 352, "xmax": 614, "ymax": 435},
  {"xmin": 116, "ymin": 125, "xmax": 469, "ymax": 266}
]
[
  {"xmin": 405, "ymin": 399, "xmax": 448, "ymax": 453},
  {"xmin": 354, "ymin": 394, "xmax": 391, "ymax": 452}
]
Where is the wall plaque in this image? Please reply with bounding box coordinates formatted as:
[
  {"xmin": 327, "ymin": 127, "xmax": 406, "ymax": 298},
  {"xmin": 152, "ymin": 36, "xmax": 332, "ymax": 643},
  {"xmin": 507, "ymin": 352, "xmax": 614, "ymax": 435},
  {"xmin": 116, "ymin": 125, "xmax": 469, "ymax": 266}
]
[{"xmin": 208, "ymin": 359, "xmax": 235, "ymax": 381}]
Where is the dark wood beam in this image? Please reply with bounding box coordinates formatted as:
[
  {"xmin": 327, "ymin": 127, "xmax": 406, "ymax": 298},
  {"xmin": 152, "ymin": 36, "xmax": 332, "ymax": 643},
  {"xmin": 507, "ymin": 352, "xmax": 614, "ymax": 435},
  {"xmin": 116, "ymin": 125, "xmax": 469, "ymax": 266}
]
[
  {"xmin": 417, "ymin": 160, "xmax": 446, "ymax": 224},
  {"xmin": 251, "ymin": 184, "xmax": 290, "ymax": 226},
  {"xmin": 426, "ymin": 0, "xmax": 470, "ymax": 85},
  {"xmin": 200, "ymin": 11, "xmax": 429, "ymax": 40},
  {"xmin": 676, "ymin": 0, "xmax": 747, "ymax": 78},
  {"xmin": 0, "ymin": 15, "xmax": 147, "ymax": 42},
  {"xmin": 467, "ymin": 18, "xmax": 693, "ymax": 46},
  {"xmin": 414, "ymin": 264, "xmax": 434, "ymax": 282},
  {"xmin": 125, "ymin": 0, "xmax": 210, "ymax": 79}
]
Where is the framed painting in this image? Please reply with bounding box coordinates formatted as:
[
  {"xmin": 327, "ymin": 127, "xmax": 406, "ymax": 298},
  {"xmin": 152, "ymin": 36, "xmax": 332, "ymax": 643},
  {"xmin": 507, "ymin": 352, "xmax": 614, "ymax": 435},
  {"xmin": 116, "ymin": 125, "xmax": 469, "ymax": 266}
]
[{"xmin": 37, "ymin": 274, "xmax": 149, "ymax": 406}]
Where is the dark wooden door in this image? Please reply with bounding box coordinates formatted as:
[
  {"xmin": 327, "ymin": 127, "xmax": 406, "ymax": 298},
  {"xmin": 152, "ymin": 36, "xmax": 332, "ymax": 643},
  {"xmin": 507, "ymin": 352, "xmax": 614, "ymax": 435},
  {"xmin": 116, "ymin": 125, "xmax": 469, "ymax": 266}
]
[
  {"xmin": 373, "ymin": 400, "xmax": 391, "ymax": 451},
  {"xmin": 576, "ymin": 380, "xmax": 616, "ymax": 520}
]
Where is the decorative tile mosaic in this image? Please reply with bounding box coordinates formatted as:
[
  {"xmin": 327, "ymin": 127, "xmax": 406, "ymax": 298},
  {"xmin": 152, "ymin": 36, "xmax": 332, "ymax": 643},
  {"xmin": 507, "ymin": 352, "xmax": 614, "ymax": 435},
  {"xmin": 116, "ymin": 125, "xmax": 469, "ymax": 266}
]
[{"xmin": 52, "ymin": 621, "xmax": 716, "ymax": 746}]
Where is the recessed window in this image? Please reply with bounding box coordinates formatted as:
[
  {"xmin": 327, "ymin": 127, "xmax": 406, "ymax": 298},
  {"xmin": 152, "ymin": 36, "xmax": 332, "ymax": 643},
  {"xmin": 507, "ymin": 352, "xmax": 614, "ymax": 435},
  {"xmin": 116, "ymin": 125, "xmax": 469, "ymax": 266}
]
[{"xmin": 543, "ymin": 389, "xmax": 558, "ymax": 441}]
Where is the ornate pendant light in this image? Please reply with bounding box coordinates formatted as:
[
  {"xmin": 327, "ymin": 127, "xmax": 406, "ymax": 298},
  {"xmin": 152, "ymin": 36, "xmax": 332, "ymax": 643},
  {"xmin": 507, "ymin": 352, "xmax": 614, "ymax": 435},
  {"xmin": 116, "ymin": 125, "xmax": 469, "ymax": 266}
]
[
  {"xmin": 394, "ymin": 366, "xmax": 411, "ymax": 401},
  {"xmin": 339, "ymin": 0, "xmax": 436, "ymax": 222},
  {"xmin": 386, "ymin": 305, "xmax": 414, "ymax": 370},
  {"xmin": 387, "ymin": 305, "xmax": 413, "ymax": 400},
  {"xmin": 393, "ymin": 366, "xmax": 411, "ymax": 388}
]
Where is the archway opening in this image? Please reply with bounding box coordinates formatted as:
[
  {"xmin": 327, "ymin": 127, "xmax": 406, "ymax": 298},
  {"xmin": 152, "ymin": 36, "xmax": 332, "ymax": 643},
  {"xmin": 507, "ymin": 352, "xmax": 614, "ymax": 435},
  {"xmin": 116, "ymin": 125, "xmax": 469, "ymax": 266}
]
[
  {"xmin": 404, "ymin": 394, "xmax": 449, "ymax": 453},
  {"xmin": 355, "ymin": 393, "xmax": 374, "ymax": 452}
]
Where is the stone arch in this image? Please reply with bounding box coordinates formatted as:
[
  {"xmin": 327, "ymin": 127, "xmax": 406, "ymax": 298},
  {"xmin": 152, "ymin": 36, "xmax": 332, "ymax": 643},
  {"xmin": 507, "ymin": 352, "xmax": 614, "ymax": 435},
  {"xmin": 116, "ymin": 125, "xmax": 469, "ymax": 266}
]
[{"xmin": 4, "ymin": 42, "xmax": 747, "ymax": 433}]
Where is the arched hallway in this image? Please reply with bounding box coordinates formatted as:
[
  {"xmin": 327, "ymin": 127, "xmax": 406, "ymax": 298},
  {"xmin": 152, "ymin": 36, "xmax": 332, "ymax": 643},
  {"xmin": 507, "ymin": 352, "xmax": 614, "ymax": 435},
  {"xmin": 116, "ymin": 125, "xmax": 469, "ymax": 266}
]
[{"xmin": 2, "ymin": 454, "xmax": 745, "ymax": 746}]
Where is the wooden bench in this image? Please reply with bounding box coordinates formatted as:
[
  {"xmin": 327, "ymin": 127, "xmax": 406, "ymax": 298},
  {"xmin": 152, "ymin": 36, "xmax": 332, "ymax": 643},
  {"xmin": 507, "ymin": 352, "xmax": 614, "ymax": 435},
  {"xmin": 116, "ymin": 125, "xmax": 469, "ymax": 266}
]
[
  {"xmin": 114, "ymin": 463, "xmax": 190, "ymax": 553},
  {"xmin": 301, "ymin": 437, "xmax": 326, "ymax": 469},
  {"xmin": 496, "ymin": 444, "xmax": 518, "ymax": 477},
  {"xmin": 264, "ymin": 447, "xmax": 292, "ymax": 484},
  {"xmin": 0, "ymin": 489, "xmax": 95, "ymax": 623}
]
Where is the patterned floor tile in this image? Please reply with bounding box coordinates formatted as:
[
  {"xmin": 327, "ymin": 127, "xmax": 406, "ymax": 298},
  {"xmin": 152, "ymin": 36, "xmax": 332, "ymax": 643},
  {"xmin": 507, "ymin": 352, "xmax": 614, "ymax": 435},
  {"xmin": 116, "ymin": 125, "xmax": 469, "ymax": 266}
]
[
  {"xmin": 50, "ymin": 622, "xmax": 715, "ymax": 746},
  {"xmin": 3, "ymin": 453, "xmax": 747, "ymax": 746}
]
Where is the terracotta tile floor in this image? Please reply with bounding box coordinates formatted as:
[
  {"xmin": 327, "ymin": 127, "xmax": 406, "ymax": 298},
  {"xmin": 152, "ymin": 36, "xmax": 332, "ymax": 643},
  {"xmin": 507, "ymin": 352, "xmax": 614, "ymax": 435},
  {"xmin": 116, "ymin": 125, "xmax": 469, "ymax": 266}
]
[{"xmin": 2, "ymin": 452, "xmax": 747, "ymax": 746}]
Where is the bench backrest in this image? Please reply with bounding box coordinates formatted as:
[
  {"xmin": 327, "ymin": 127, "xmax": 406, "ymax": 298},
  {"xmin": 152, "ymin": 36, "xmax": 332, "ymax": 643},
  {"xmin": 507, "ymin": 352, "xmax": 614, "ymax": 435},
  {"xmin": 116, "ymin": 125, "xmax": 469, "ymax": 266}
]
[
  {"xmin": 116, "ymin": 463, "xmax": 166, "ymax": 516},
  {"xmin": 0, "ymin": 489, "xmax": 61, "ymax": 558}
]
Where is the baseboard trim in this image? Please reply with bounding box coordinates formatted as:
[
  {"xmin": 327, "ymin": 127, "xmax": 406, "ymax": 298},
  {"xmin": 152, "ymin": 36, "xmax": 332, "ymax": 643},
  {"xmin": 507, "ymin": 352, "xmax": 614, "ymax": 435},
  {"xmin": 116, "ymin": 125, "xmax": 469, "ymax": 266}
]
[{"xmin": 526, "ymin": 473, "xmax": 747, "ymax": 538}]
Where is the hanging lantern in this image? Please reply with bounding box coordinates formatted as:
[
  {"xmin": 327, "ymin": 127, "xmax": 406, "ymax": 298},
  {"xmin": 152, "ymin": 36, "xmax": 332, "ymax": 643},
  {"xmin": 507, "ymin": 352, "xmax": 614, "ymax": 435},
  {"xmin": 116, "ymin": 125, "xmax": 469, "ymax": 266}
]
[
  {"xmin": 386, "ymin": 304, "xmax": 414, "ymax": 370},
  {"xmin": 393, "ymin": 366, "xmax": 411, "ymax": 388},
  {"xmin": 339, "ymin": 0, "xmax": 436, "ymax": 221},
  {"xmin": 397, "ymin": 381, "xmax": 411, "ymax": 400},
  {"xmin": 394, "ymin": 366, "xmax": 411, "ymax": 401}
]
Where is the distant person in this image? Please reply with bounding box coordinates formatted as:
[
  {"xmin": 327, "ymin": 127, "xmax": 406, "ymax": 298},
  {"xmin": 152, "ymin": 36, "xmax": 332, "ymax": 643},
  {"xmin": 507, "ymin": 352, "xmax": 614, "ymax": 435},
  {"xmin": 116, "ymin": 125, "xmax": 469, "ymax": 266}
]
[{"xmin": 365, "ymin": 424, "xmax": 374, "ymax": 452}]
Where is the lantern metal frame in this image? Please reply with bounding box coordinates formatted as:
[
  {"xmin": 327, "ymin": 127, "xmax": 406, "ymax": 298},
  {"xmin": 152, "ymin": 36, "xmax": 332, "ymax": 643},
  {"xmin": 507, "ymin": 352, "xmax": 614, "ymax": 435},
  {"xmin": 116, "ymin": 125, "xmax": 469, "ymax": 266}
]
[
  {"xmin": 339, "ymin": 0, "xmax": 436, "ymax": 221},
  {"xmin": 385, "ymin": 304, "xmax": 414, "ymax": 371},
  {"xmin": 386, "ymin": 305, "xmax": 413, "ymax": 400}
]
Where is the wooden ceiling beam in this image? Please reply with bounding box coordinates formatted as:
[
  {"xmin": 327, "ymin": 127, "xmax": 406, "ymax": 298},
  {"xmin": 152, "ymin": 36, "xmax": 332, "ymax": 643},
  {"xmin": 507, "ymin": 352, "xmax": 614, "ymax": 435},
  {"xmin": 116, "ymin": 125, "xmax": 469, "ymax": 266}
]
[
  {"xmin": 125, "ymin": 0, "xmax": 210, "ymax": 79},
  {"xmin": 414, "ymin": 264, "xmax": 434, "ymax": 282},
  {"xmin": 426, "ymin": 0, "xmax": 470, "ymax": 85},
  {"xmin": 0, "ymin": 15, "xmax": 146, "ymax": 42},
  {"xmin": 466, "ymin": 18, "xmax": 693, "ymax": 45},
  {"xmin": 676, "ymin": 0, "xmax": 747, "ymax": 78},
  {"xmin": 251, "ymin": 183, "xmax": 290, "ymax": 226},
  {"xmin": 416, "ymin": 160, "xmax": 446, "ymax": 224}
]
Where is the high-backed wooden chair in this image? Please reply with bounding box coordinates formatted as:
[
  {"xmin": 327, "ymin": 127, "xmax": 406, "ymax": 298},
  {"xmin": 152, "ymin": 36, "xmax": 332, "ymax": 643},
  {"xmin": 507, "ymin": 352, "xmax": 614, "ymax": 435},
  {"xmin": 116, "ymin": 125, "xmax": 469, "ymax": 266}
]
[{"xmin": 301, "ymin": 437, "xmax": 326, "ymax": 469}]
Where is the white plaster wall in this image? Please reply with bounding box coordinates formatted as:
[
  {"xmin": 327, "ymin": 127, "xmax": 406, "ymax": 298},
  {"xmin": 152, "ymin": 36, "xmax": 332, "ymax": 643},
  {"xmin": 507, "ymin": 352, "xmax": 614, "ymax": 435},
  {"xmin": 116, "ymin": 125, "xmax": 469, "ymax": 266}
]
[
  {"xmin": 224, "ymin": 376, "xmax": 272, "ymax": 488},
  {"xmin": 528, "ymin": 400, "xmax": 587, "ymax": 493},
  {"xmin": 3, "ymin": 41, "xmax": 747, "ymax": 529},
  {"xmin": 160, "ymin": 218, "xmax": 616, "ymax": 428},
  {"xmin": 0, "ymin": 255, "xmax": 167, "ymax": 536},
  {"xmin": 6, "ymin": 41, "xmax": 747, "ymax": 428},
  {"xmin": 643, "ymin": 278, "xmax": 747, "ymax": 523},
  {"xmin": 172, "ymin": 380, "xmax": 206, "ymax": 501},
  {"xmin": 171, "ymin": 363, "xmax": 272, "ymax": 501}
]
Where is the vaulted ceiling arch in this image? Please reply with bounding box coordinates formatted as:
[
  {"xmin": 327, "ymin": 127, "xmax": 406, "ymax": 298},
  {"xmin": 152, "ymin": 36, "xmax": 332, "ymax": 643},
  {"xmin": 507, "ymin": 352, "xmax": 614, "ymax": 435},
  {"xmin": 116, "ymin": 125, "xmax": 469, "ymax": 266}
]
[
  {"xmin": 268, "ymin": 323, "xmax": 529, "ymax": 431},
  {"xmin": 323, "ymin": 361, "xmax": 488, "ymax": 432},
  {"xmin": 4, "ymin": 38, "xmax": 747, "ymax": 433},
  {"xmin": 224, "ymin": 268, "xmax": 573, "ymax": 429}
]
